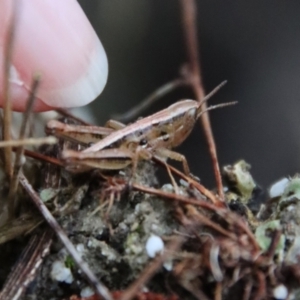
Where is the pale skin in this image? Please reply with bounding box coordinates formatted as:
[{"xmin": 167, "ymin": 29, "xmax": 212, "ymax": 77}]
[{"xmin": 0, "ymin": 0, "xmax": 108, "ymax": 112}]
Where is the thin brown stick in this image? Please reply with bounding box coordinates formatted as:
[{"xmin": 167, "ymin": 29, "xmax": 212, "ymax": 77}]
[
  {"xmin": 19, "ymin": 172, "xmax": 113, "ymax": 300},
  {"xmin": 133, "ymin": 182, "xmax": 216, "ymax": 210},
  {"xmin": 265, "ymin": 230, "xmax": 282, "ymax": 260},
  {"xmin": 242, "ymin": 279, "xmax": 253, "ymax": 300},
  {"xmin": 153, "ymin": 156, "xmax": 222, "ymax": 206},
  {"xmin": 19, "ymin": 148, "xmax": 64, "ymax": 167},
  {"xmin": 253, "ymin": 271, "xmax": 267, "ymax": 300},
  {"xmin": 186, "ymin": 205, "xmax": 235, "ymax": 239},
  {"xmin": 132, "ymin": 183, "xmax": 235, "ymax": 239},
  {"xmin": 2, "ymin": 0, "xmax": 20, "ymax": 179},
  {"xmin": 214, "ymin": 282, "xmax": 222, "ymax": 300},
  {"xmin": 8, "ymin": 75, "xmax": 40, "ymax": 216},
  {"xmin": 120, "ymin": 237, "xmax": 183, "ymax": 300},
  {"xmin": 0, "ymin": 137, "xmax": 56, "ymax": 148},
  {"xmin": 131, "ymin": 182, "xmax": 260, "ymax": 252},
  {"xmin": 180, "ymin": 0, "xmax": 224, "ymax": 201},
  {"xmin": 219, "ymin": 210, "xmax": 260, "ymax": 253}
]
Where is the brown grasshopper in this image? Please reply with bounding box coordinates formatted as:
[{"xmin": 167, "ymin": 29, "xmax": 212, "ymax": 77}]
[{"xmin": 46, "ymin": 81, "xmax": 235, "ymax": 175}]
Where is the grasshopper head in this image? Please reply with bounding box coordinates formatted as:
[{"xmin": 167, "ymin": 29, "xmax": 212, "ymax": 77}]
[{"xmin": 167, "ymin": 99, "xmax": 198, "ymax": 119}]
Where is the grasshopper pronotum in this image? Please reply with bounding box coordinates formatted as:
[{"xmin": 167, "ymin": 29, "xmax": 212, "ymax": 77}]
[{"xmin": 47, "ymin": 82, "xmax": 235, "ymax": 175}]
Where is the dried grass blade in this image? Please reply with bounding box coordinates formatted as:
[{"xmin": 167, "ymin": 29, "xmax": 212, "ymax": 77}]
[
  {"xmin": 2, "ymin": 0, "xmax": 20, "ymax": 179},
  {"xmin": 0, "ymin": 137, "xmax": 57, "ymax": 148},
  {"xmin": 0, "ymin": 229, "xmax": 52, "ymax": 300},
  {"xmin": 8, "ymin": 75, "xmax": 41, "ymax": 214}
]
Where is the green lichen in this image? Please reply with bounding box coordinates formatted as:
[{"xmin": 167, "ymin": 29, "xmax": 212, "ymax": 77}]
[
  {"xmin": 255, "ymin": 220, "xmax": 285, "ymax": 255},
  {"xmin": 223, "ymin": 160, "xmax": 256, "ymax": 203},
  {"xmin": 39, "ymin": 188, "xmax": 59, "ymax": 202}
]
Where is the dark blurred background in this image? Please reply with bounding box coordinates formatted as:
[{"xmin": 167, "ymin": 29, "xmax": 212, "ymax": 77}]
[{"xmin": 77, "ymin": 1, "xmax": 300, "ymax": 189}]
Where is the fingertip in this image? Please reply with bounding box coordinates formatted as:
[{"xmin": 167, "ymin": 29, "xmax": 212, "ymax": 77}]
[
  {"xmin": 39, "ymin": 37, "xmax": 108, "ymax": 108},
  {"xmin": 0, "ymin": 0, "xmax": 108, "ymax": 111}
]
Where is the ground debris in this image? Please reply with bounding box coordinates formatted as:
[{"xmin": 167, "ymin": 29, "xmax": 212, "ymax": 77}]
[{"xmin": 3, "ymin": 153, "xmax": 300, "ymax": 300}]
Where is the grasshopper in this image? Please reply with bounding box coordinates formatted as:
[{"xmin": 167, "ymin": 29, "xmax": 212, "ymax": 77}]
[{"xmin": 47, "ymin": 82, "xmax": 235, "ymax": 175}]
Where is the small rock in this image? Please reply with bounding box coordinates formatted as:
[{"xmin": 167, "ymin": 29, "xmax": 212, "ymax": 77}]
[
  {"xmin": 273, "ymin": 284, "xmax": 288, "ymax": 299},
  {"xmin": 145, "ymin": 235, "xmax": 164, "ymax": 258}
]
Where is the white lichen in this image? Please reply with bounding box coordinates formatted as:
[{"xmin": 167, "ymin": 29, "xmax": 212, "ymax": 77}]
[
  {"xmin": 80, "ymin": 286, "xmax": 94, "ymax": 298},
  {"xmin": 76, "ymin": 243, "xmax": 85, "ymax": 253},
  {"xmin": 269, "ymin": 178, "xmax": 289, "ymax": 198},
  {"xmin": 50, "ymin": 261, "xmax": 73, "ymax": 284},
  {"xmin": 163, "ymin": 259, "xmax": 173, "ymax": 271}
]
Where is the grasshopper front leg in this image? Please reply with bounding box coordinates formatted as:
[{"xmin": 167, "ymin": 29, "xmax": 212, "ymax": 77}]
[{"xmin": 154, "ymin": 148, "xmax": 191, "ymax": 175}]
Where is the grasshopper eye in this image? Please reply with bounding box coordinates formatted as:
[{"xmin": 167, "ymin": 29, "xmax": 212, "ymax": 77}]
[{"xmin": 139, "ymin": 139, "xmax": 148, "ymax": 146}]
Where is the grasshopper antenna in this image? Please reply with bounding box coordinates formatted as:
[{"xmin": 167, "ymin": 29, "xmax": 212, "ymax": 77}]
[
  {"xmin": 197, "ymin": 101, "xmax": 238, "ymax": 119},
  {"xmin": 198, "ymin": 80, "xmax": 227, "ymax": 108}
]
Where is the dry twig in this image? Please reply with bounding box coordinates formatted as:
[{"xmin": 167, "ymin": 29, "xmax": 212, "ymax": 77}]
[
  {"xmin": 19, "ymin": 171, "xmax": 113, "ymax": 300},
  {"xmin": 180, "ymin": 0, "xmax": 224, "ymax": 201}
]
